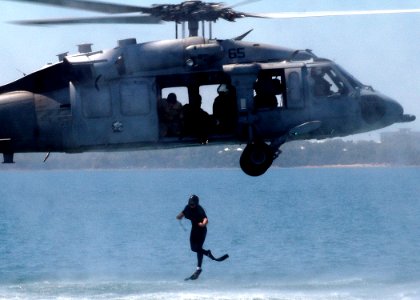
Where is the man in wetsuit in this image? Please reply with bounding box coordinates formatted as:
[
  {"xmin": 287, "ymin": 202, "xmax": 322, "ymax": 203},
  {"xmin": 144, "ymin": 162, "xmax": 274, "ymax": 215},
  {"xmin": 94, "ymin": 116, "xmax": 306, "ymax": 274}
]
[{"xmin": 177, "ymin": 194, "xmax": 225, "ymax": 280}]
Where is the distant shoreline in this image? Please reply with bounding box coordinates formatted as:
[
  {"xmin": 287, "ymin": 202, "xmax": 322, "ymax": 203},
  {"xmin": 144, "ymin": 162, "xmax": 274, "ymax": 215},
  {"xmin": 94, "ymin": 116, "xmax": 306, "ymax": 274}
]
[
  {"xmin": 1, "ymin": 135, "xmax": 419, "ymax": 170},
  {"xmin": 294, "ymin": 163, "xmax": 391, "ymax": 168},
  {"xmin": 2, "ymin": 164, "xmax": 420, "ymax": 172}
]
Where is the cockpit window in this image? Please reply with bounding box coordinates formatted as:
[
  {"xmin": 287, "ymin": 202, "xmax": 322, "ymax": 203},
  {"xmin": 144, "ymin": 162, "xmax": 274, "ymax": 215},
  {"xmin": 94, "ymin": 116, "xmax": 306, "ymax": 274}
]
[
  {"xmin": 335, "ymin": 64, "xmax": 365, "ymax": 90},
  {"xmin": 309, "ymin": 66, "xmax": 349, "ymax": 98}
]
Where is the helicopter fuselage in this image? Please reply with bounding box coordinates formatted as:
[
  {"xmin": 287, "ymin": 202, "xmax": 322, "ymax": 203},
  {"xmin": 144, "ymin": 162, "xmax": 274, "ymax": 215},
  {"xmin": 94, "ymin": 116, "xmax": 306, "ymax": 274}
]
[{"xmin": 0, "ymin": 37, "xmax": 414, "ymax": 175}]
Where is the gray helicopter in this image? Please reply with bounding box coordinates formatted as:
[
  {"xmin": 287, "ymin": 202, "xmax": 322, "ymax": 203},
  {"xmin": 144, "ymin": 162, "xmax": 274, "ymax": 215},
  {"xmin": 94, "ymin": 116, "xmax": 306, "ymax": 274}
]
[{"xmin": 0, "ymin": 0, "xmax": 417, "ymax": 176}]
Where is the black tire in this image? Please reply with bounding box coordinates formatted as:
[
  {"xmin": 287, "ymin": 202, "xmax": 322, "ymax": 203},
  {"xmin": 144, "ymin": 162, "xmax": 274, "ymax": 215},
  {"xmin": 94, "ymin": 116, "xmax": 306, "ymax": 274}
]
[{"xmin": 240, "ymin": 143, "xmax": 274, "ymax": 176}]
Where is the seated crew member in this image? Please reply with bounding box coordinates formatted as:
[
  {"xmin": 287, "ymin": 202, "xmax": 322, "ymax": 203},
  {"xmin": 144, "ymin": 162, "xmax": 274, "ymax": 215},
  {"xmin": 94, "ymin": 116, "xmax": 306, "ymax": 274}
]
[
  {"xmin": 181, "ymin": 94, "xmax": 211, "ymax": 143},
  {"xmin": 158, "ymin": 92, "xmax": 183, "ymax": 136},
  {"xmin": 311, "ymin": 67, "xmax": 332, "ymax": 97},
  {"xmin": 212, "ymin": 84, "xmax": 237, "ymax": 134}
]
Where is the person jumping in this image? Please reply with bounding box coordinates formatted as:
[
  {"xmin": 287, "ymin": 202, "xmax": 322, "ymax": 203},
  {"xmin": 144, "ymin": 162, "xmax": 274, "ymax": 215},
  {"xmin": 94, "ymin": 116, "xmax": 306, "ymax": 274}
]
[{"xmin": 176, "ymin": 194, "xmax": 229, "ymax": 280}]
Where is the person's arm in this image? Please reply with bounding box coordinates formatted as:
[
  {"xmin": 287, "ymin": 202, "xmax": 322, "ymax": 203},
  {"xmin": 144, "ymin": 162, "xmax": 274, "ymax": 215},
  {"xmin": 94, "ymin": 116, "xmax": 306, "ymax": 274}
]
[
  {"xmin": 198, "ymin": 217, "xmax": 208, "ymax": 227},
  {"xmin": 176, "ymin": 211, "xmax": 184, "ymax": 220}
]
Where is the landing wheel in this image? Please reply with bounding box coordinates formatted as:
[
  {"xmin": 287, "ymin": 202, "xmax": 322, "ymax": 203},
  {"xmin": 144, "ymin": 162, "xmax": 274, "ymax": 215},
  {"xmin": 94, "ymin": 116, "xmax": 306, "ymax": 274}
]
[{"xmin": 240, "ymin": 142, "xmax": 274, "ymax": 176}]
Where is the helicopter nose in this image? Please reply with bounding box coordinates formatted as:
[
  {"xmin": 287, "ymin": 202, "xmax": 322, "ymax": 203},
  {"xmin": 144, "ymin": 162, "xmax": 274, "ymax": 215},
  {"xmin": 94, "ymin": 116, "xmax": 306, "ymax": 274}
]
[
  {"xmin": 360, "ymin": 94, "xmax": 414, "ymax": 127},
  {"xmin": 383, "ymin": 98, "xmax": 416, "ymax": 124}
]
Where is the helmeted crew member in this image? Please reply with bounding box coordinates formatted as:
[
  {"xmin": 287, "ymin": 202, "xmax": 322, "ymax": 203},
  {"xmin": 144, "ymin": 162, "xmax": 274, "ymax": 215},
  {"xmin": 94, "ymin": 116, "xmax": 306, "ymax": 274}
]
[
  {"xmin": 213, "ymin": 83, "xmax": 237, "ymax": 133},
  {"xmin": 181, "ymin": 94, "xmax": 211, "ymax": 143}
]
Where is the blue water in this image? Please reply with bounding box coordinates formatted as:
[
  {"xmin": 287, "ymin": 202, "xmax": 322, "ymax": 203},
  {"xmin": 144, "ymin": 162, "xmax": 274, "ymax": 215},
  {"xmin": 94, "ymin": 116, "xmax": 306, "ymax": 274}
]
[{"xmin": 1, "ymin": 167, "xmax": 420, "ymax": 299}]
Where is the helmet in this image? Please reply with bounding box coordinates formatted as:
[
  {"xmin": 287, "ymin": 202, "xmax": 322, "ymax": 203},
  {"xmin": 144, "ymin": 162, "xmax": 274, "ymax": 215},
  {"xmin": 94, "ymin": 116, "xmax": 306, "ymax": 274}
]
[
  {"xmin": 311, "ymin": 67, "xmax": 323, "ymax": 77},
  {"xmin": 167, "ymin": 93, "xmax": 177, "ymax": 104},
  {"xmin": 188, "ymin": 194, "xmax": 199, "ymax": 206}
]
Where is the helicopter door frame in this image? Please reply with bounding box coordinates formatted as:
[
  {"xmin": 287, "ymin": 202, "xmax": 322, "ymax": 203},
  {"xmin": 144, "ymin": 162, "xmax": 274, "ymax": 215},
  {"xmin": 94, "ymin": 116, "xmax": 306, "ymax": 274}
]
[{"xmin": 223, "ymin": 63, "xmax": 260, "ymax": 141}]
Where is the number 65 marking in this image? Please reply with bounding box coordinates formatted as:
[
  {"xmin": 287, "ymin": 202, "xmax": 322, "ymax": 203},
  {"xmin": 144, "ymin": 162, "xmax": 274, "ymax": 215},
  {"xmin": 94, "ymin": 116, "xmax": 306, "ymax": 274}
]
[{"xmin": 228, "ymin": 48, "xmax": 245, "ymax": 59}]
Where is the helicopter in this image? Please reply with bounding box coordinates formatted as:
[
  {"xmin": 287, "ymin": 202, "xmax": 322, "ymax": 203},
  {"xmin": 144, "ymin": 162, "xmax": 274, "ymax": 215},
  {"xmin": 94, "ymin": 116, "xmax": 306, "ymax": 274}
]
[{"xmin": 0, "ymin": 0, "xmax": 417, "ymax": 176}]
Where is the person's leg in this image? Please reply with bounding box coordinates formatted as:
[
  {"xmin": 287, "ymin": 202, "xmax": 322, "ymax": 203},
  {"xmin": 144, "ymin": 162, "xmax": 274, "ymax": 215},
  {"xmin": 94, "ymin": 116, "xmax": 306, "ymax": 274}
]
[
  {"xmin": 190, "ymin": 228, "xmax": 208, "ymax": 268},
  {"xmin": 197, "ymin": 251, "xmax": 204, "ymax": 268}
]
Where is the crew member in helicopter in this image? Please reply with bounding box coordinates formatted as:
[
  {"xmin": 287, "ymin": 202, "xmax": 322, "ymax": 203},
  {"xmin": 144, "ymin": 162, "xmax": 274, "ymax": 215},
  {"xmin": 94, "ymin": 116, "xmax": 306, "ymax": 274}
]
[
  {"xmin": 253, "ymin": 75, "xmax": 279, "ymax": 109},
  {"xmin": 181, "ymin": 93, "xmax": 212, "ymax": 143},
  {"xmin": 213, "ymin": 83, "xmax": 237, "ymax": 134},
  {"xmin": 311, "ymin": 67, "xmax": 332, "ymax": 97},
  {"xmin": 158, "ymin": 92, "xmax": 183, "ymax": 137}
]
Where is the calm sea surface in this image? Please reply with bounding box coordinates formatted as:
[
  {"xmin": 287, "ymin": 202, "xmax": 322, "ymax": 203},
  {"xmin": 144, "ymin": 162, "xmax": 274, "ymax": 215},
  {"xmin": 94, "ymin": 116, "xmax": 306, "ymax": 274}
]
[{"xmin": 1, "ymin": 167, "xmax": 420, "ymax": 299}]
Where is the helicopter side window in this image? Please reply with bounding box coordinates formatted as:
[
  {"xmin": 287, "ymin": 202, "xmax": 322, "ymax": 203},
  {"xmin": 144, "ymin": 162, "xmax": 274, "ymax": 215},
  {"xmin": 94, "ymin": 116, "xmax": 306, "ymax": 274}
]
[
  {"xmin": 309, "ymin": 67, "xmax": 348, "ymax": 98},
  {"xmin": 253, "ymin": 74, "xmax": 285, "ymax": 109}
]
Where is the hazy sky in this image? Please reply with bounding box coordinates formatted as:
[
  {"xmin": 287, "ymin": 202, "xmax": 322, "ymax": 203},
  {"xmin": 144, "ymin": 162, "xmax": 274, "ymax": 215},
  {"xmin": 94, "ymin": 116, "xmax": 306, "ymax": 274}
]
[{"xmin": 0, "ymin": 0, "xmax": 419, "ymax": 140}]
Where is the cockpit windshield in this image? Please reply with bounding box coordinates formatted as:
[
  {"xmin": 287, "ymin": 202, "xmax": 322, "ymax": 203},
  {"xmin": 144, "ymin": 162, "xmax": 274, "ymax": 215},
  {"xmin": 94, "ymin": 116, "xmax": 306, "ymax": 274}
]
[{"xmin": 335, "ymin": 64, "xmax": 366, "ymax": 90}]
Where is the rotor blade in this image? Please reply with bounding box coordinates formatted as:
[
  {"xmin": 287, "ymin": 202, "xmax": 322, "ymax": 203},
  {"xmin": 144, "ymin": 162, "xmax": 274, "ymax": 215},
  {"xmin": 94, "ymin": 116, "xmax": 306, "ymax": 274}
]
[
  {"xmin": 11, "ymin": 14, "xmax": 162, "ymax": 25},
  {"xmin": 9, "ymin": 0, "xmax": 151, "ymax": 14},
  {"xmin": 239, "ymin": 12, "xmax": 270, "ymax": 19},
  {"xmin": 254, "ymin": 8, "xmax": 420, "ymax": 19}
]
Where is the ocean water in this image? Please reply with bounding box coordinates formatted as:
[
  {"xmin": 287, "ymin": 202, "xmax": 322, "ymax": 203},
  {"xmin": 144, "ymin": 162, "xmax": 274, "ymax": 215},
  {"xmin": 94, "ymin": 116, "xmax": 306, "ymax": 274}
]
[{"xmin": 1, "ymin": 167, "xmax": 420, "ymax": 299}]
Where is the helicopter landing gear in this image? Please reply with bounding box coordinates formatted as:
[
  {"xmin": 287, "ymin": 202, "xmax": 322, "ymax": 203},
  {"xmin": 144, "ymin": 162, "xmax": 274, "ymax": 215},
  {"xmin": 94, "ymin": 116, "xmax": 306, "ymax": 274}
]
[{"xmin": 240, "ymin": 142, "xmax": 275, "ymax": 176}]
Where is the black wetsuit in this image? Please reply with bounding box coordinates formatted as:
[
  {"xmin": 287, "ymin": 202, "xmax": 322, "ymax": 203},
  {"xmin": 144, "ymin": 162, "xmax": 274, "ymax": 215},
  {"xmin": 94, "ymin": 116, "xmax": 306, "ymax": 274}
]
[{"xmin": 182, "ymin": 204, "xmax": 210, "ymax": 268}]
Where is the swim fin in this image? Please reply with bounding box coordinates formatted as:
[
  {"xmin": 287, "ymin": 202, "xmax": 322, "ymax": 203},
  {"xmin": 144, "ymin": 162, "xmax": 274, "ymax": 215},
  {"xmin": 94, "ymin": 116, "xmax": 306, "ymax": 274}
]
[
  {"xmin": 185, "ymin": 269, "xmax": 202, "ymax": 281},
  {"xmin": 214, "ymin": 254, "xmax": 229, "ymax": 261},
  {"xmin": 207, "ymin": 250, "xmax": 229, "ymax": 262}
]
